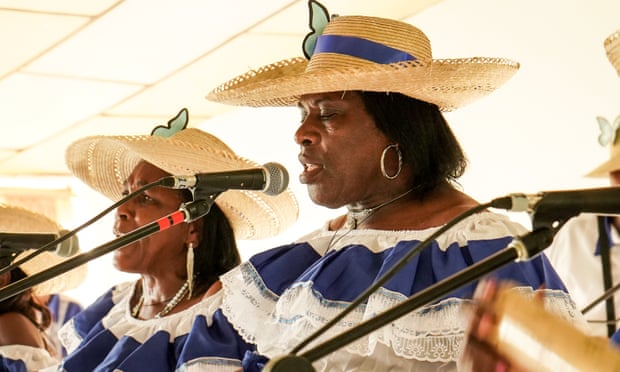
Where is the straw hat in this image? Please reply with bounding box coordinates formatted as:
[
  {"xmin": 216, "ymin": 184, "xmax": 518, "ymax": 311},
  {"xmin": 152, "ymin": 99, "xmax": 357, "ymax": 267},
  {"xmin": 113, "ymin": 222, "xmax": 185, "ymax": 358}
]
[
  {"xmin": 585, "ymin": 29, "xmax": 620, "ymax": 177},
  {"xmin": 0, "ymin": 204, "xmax": 87, "ymax": 296},
  {"xmin": 605, "ymin": 29, "xmax": 620, "ymax": 76},
  {"xmin": 65, "ymin": 109, "xmax": 298, "ymax": 240},
  {"xmin": 206, "ymin": 2, "xmax": 519, "ymax": 111}
]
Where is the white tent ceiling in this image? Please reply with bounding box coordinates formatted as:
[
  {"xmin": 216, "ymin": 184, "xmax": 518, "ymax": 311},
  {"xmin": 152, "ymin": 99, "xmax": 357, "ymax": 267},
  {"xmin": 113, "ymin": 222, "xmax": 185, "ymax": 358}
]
[{"xmin": 0, "ymin": 0, "xmax": 437, "ymax": 175}]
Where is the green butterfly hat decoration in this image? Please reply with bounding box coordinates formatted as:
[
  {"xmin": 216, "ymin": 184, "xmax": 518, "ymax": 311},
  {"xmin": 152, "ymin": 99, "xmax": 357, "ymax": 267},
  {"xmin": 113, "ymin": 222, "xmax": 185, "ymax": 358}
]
[
  {"xmin": 586, "ymin": 114, "xmax": 620, "ymax": 177},
  {"xmin": 596, "ymin": 115, "xmax": 620, "ymax": 147},
  {"xmin": 151, "ymin": 108, "xmax": 189, "ymax": 137},
  {"xmin": 302, "ymin": 0, "xmax": 331, "ymax": 59}
]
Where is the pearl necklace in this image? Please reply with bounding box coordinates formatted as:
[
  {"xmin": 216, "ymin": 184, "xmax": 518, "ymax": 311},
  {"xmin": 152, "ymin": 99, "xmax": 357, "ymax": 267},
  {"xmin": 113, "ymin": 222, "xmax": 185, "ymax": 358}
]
[{"xmin": 132, "ymin": 281, "xmax": 190, "ymax": 319}]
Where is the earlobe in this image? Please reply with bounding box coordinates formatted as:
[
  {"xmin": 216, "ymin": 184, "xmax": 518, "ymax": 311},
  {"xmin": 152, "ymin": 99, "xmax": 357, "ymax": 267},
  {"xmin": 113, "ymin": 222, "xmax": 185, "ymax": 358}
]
[{"xmin": 187, "ymin": 219, "xmax": 204, "ymax": 243}]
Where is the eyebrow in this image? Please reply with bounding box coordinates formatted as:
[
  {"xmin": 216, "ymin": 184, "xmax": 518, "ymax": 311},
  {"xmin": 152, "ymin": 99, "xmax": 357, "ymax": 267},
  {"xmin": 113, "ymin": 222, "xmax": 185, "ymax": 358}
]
[
  {"xmin": 297, "ymin": 95, "xmax": 342, "ymax": 109},
  {"xmin": 121, "ymin": 179, "xmax": 150, "ymax": 192}
]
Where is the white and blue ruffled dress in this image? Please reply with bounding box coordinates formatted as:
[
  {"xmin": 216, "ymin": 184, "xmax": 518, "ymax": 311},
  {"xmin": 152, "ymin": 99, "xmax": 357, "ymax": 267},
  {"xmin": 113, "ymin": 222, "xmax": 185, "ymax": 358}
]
[
  {"xmin": 221, "ymin": 212, "xmax": 586, "ymax": 371},
  {"xmin": 0, "ymin": 345, "xmax": 56, "ymax": 372},
  {"xmin": 56, "ymin": 282, "xmax": 253, "ymax": 371},
  {"xmin": 57, "ymin": 212, "xmax": 583, "ymax": 372}
]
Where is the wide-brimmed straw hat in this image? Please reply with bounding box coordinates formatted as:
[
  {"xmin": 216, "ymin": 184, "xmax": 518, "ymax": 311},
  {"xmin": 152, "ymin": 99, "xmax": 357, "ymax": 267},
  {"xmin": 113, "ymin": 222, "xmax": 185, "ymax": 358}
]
[
  {"xmin": 65, "ymin": 109, "xmax": 298, "ymax": 240},
  {"xmin": 585, "ymin": 29, "xmax": 620, "ymax": 177},
  {"xmin": 0, "ymin": 204, "xmax": 87, "ymax": 296},
  {"xmin": 605, "ymin": 29, "xmax": 620, "ymax": 76},
  {"xmin": 207, "ymin": 2, "xmax": 519, "ymax": 111}
]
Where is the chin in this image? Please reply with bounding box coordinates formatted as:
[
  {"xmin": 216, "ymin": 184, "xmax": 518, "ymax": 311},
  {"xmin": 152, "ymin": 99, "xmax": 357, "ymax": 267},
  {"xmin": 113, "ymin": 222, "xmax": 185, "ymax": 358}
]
[
  {"xmin": 112, "ymin": 252, "xmax": 134, "ymax": 273},
  {"xmin": 308, "ymin": 192, "xmax": 342, "ymax": 210}
]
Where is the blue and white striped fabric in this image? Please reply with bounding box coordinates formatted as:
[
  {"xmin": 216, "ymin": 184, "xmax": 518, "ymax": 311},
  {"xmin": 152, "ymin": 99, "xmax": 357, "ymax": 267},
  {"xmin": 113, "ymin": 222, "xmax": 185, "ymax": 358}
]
[
  {"xmin": 220, "ymin": 212, "xmax": 584, "ymax": 371},
  {"xmin": 57, "ymin": 282, "xmax": 253, "ymax": 372}
]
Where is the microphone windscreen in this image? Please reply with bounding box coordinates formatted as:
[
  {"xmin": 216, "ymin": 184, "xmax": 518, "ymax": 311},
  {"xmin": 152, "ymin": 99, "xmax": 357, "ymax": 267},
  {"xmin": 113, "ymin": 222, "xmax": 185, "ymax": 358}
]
[
  {"xmin": 263, "ymin": 162, "xmax": 289, "ymax": 196},
  {"xmin": 56, "ymin": 230, "xmax": 79, "ymax": 257}
]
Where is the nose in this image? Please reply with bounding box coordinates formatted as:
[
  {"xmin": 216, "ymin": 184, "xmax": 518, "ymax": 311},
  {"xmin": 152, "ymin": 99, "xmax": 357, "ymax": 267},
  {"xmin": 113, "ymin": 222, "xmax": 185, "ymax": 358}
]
[
  {"xmin": 294, "ymin": 117, "xmax": 318, "ymax": 146},
  {"xmin": 114, "ymin": 198, "xmax": 133, "ymax": 232}
]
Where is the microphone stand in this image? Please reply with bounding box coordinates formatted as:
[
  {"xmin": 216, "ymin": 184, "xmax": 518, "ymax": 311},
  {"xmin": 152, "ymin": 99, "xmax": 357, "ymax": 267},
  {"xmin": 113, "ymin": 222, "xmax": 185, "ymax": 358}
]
[
  {"xmin": 264, "ymin": 227, "xmax": 556, "ymax": 371},
  {"xmin": 582, "ymin": 280, "xmax": 620, "ymax": 315},
  {"xmin": 0, "ymin": 199, "xmax": 214, "ymax": 303}
]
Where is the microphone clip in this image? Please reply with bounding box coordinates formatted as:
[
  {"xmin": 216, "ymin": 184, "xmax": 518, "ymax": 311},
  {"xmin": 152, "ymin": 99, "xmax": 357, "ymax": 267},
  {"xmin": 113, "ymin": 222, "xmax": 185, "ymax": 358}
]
[{"xmin": 181, "ymin": 198, "xmax": 217, "ymax": 222}]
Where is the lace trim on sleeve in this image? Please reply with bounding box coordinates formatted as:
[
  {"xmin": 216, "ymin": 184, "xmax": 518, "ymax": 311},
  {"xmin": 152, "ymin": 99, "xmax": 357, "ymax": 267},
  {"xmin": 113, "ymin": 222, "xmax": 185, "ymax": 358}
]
[{"xmin": 221, "ymin": 263, "xmax": 581, "ymax": 364}]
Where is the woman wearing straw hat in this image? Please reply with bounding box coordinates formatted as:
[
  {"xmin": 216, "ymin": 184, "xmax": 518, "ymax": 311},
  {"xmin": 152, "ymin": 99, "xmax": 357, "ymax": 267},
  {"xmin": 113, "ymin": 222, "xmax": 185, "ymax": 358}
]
[
  {"xmin": 206, "ymin": 1, "xmax": 583, "ymax": 370},
  {"xmin": 545, "ymin": 29, "xmax": 620, "ymax": 339},
  {"xmin": 0, "ymin": 204, "xmax": 86, "ymax": 372},
  {"xmin": 453, "ymin": 29, "xmax": 620, "ymax": 372},
  {"xmin": 55, "ymin": 109, "xmax": 298, "ymax": 371}
]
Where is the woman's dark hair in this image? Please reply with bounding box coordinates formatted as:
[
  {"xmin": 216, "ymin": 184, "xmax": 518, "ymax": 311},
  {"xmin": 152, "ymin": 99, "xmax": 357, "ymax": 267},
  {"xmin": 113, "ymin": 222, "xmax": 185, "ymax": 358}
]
[
  {"xmin": 0, "ymin": 267, "xmax": 51, "ymax": 331},
  {"xmin": 359, "ymin": 91, "xmax": 468, "ymax": 198},
  {"xmin": 179, "ymin": 189, "xmax": 240, "ymax": 294}
]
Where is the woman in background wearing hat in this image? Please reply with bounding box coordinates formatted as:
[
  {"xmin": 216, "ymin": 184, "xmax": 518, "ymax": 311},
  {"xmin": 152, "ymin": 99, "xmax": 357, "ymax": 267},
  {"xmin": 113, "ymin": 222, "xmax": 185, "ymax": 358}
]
[
  {"xmin": 0, "ymin": 204, "xmax": 86, "ymax": 372},
  {"xmin": 206, "ymin": 1, "xmax": 583, "ymax": 370},
  {"xmin": 545, "ymin": 29, "xmax": 620, "ymax": 339},
  {"xmin": 454, "ymin": 28, "xmax": 620, "ymax": 372},
  {"xmin": 55, "ymin": 109, "xmax": 298, "ymax": 371}
]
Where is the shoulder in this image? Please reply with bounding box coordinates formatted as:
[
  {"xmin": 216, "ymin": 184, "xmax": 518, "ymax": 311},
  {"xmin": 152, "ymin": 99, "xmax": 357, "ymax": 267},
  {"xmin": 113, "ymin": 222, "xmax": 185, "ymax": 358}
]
[{"xmin": 0, "ymin": 312, "xmax": 44, "ymax": 348}]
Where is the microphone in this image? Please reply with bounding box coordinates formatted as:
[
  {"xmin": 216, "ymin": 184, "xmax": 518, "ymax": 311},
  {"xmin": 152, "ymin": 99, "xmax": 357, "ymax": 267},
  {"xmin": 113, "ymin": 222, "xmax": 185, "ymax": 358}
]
[
  {"xmin": 159, "ymin": 162, "xmax": 289, "ymax": 196},
  {"xmin": 490, "ymin": 186, "xmax": 620, "ymax": 230},
  {"xmin": 492, "ymin": 187, "xmax": 620, "ymax": 214},
  {"xmin": 0, "ymin": 230, "xmax": 79, "ymax": 257}
]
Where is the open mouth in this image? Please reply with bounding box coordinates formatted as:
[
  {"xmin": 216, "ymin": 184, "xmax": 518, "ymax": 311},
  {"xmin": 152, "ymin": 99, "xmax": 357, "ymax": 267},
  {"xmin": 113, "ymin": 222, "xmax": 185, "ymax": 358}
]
[{"xmin": 303, "ymin": 163, "xmax": 322, "ymax": 172}]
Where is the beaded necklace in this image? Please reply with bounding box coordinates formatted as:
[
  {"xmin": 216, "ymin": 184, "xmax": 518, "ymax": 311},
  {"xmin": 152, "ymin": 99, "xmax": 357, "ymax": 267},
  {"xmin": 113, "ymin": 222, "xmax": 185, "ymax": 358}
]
[{"xmin": 132, "ymin": 281, "xmax": 190, "ymax": 319}]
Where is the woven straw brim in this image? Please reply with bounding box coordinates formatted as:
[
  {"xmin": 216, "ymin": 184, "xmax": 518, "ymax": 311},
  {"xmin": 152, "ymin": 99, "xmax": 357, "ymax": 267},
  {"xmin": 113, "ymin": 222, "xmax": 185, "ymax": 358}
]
[
  {"xmin": 65, "ymin": 128, "xmax": 298, "ymax": 240},
  {"xmin": 0, "ymin": 204, "xmax": 87, "ymax": 295},
  {"xmin": 207, "ymin": 56, "xmax": 519, "ymax": 111},
  {"xmin": 585, "ymin": 148, "xmax": 620, "ymax": 178},
  {"xmin": 586, "ymin": 154, "xmax": 620, "ymax": 178},
  {"xmin": 605, "ymin": 30, "xmax": 620, "ymax": 76}
]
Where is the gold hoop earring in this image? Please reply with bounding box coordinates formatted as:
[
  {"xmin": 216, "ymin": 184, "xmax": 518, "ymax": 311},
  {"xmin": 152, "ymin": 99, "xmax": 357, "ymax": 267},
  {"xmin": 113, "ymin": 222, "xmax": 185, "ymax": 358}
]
[
  {"xmin": 380, "ymin": 144, "xmax": 402, "ymax": 180},
  {"xmin": 186, "ymin": 242, "xmax": 194, "ymax": 300}
]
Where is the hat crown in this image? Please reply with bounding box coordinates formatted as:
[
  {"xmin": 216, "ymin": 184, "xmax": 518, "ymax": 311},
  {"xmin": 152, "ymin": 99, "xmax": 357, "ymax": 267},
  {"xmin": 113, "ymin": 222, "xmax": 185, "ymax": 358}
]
[{"xmin": 306, "ymin": 16, "xmax": 431, "ymax": 72}]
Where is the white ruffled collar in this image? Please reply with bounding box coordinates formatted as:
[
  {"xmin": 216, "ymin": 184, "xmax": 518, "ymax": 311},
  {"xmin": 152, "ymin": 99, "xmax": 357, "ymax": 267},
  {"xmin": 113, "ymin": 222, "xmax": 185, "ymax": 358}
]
[
  {"xmin": 297, "ymin": 211, "xmax": 527, "ymax": 255},
  {"xmin": 60, "ymin": 281, "xmax": 223, "ymax": 353}
]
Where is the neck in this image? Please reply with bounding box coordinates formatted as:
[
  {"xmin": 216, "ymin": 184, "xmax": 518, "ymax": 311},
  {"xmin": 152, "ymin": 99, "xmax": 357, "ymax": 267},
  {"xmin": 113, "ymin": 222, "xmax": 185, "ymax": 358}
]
[
  {"xmin": 140, "ymin": 276, "xmax": 184, "ymax": 301},
  {"xmin": 345, "ymin": 188, "xmax": 413, "ymax": 229},
  {"xmin": 332, "ymin": 184, "xmax": 479, "ymax": 231},
  {"xmin": 133, "ymin": 279, "xmax": 190, "ymax": 319}
]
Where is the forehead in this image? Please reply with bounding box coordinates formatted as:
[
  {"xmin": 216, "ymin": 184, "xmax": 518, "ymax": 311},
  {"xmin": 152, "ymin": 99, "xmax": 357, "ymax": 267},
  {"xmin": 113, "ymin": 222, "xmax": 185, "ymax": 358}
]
[
  {"xmin": 298, "ymin": 91, "xmax": 361, "ymax": 106},
  {"xmin": 123, "ymin": 161, "xmax": 169, "ymax": 186}
]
